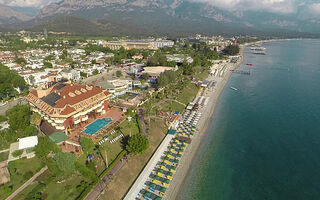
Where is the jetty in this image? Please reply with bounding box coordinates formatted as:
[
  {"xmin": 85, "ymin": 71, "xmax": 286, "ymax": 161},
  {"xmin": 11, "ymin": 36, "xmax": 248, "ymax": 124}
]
[{"xmin": 230, "ymin": 69, "xmax": 250, "ymax": 75}]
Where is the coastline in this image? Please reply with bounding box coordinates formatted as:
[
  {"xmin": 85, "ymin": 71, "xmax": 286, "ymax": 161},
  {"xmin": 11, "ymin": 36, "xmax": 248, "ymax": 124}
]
[{"xmin": 164, "ymin": 46, "xmax": 245, "ymax": 200}]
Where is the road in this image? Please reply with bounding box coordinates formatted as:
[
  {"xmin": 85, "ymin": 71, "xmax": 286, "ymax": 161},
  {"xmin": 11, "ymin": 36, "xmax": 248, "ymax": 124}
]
[
  {"xmin": 0, "ymin": 98, "xmax": 27, "ymax": 116},
  {"xmin": 84, "ymin": 156, "xmax": 127, "ymax": 200},
  {"xmin": 82, "ymin": 66, "xmax": 119, "ymax": 85}
]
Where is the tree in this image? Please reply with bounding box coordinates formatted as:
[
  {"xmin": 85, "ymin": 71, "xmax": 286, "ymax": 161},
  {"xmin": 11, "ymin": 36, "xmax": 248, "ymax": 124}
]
[
  {"xmin": 35, "ymin": 136, "xmax": 60, "ymax": 158},
  {"xmin": 224, "ymin": 44, "xmax": 240, "ymax": 55},
  {"xmin": 31, "ymin": 112, "xmax": 42, "ymax": 127},
  {"xmin": 80, "ymin": 137, "xmax": 94, "ymax": 155},
  {"xmin": 14, "ymin": 57, "xmax": 27, "ymax": 65},
  {"xmin": 0, "ymin": 64, "xmax": 26, "ymax": 100},
  {"xmin": 43, "ymin": 62, "xmax": 53, "ymax": 68},
  {"xmin": 126, "ymin": 134, "xmax": 149, "ymax": 154},
  {"xmin": 182, "ymin": 61, "xmax": 193, "ymax": 75},
  {"xmin": 54, "ymin": 152, "xmax": 76, "ymax": 172},
  {"xmin": 142, "ymin": 73, "xmax": 150, "ymax": 80},
  {"xmin": 80, "ymin": 71, "xmax": 88, "ymax": 78},
  {"xmin": 23, "ymin": 125, "xmax": 38, "ymax": 136},
  {"xmin": 116, "ymin": 70, "xmax": 122, "ymax": 77},
  {"xmin": 12, "ymin": 150, "xmax": 23, "ymax": 157},
  {"xmin": 44, "ymin": 54, "xmax": 55, "ymax": 61},
  {"xmin": 6, "ymin": 105, "xmax": 30, "ymax": 131},
  {"xmin": 93, "ymin": 69, "xmax": 99, "ymax": 75}
]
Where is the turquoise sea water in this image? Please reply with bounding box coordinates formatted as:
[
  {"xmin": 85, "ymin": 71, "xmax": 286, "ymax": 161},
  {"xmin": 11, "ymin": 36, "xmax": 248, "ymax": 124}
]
[{"xmin": 178, "ymin": 40, "xmax": 320, "ymax": 200}]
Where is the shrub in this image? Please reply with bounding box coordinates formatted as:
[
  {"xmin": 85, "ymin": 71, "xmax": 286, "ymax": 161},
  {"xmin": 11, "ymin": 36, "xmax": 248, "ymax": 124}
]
[
  {"xmin": 54, "ymin": 152, "xmax": 76, "ymax": 172},
  {"xmin": 126, "ymin": 134, "xmax": 149, "ymax": 154},
  {"xmin": 12, "ymin": 150, "xmax": 23, "ymax": 157}
]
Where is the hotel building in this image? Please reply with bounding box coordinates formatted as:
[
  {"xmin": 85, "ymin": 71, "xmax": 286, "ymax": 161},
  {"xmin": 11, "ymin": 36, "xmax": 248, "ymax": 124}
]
[{"xmin": 25, "ymin": 82, "xmax": 112, "ymax": 132}]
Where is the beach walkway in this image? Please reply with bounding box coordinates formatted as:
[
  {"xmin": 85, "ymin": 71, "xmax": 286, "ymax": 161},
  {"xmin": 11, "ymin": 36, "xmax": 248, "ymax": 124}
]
[{"xmin": 124, "ymin": 134, "xmax": 175, "ymax": 200}]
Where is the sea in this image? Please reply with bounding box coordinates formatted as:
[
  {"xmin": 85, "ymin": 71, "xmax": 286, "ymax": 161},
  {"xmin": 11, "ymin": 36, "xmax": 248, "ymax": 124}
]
[{"xmin": 177, "ymin": 40, "xmax": 320, "ymax": 200}]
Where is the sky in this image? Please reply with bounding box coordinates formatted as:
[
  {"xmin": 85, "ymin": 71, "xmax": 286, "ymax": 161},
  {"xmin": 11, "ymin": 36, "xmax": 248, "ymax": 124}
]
[{"xmin": 0, "ymin": 0, "xmax": 58, "ymax": 7}]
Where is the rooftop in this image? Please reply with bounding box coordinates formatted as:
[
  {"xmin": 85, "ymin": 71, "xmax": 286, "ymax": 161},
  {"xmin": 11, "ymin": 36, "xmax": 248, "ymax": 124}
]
[
  {"xmin": 18, "ymin": 136, "xmax": 38, "ymax": 150},
  {"xmin": 49, "ymin": 132, "xmax": 69, "ymax": 144}
]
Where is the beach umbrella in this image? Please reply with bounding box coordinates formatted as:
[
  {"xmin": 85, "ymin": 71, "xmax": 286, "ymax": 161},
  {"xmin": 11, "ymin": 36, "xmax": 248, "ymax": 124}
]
[
  {"xmin": 160, "ymin": 187, "xmax": 166, "ymax": 193},
  {"xmin": 163, "ymin": 183, "xmax": 169, "ymax": 188},
  {"xmin": 153, "ymin": 179, "xmax": 161, "ymax": 185},
  {"xmin": 161, "ymin": 166, "xmax": 167, "ymax": 171},
  {"xmin": 158, "ymin": 172, "xmax": 164, "ymax": 177}
]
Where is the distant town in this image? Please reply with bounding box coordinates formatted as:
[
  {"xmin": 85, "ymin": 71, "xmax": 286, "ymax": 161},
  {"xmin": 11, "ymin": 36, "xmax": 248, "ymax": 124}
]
[{"xmin": 0, "ymin": 30, "xmax": 250, "ymax": 200}]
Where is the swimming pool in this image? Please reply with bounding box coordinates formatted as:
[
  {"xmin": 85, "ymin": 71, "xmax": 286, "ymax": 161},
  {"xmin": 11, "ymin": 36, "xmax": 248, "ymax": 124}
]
[{"xmin": 83, "ymin": 118, "xmax": 112, "ymax": 135}]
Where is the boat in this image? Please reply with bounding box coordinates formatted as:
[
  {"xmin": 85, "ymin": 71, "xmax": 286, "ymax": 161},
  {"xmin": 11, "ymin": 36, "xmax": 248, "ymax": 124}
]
[
  {"xmin": 246, "ymin": 63, "xmax": 254, "ymax": 66},
  {"xmin": 230, "ymin": 87, "xmax": 238, "ymax": 91}
]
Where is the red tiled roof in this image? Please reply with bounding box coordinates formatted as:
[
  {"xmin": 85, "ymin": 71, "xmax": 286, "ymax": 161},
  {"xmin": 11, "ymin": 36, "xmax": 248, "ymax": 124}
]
[
  {"xmin": 30, "ymin": 90, "xmax": 38, "ymax": 97},
  {"xmin": 54, "ymin": 84, "xmax": 104, "ymax": 108},
  {"xmin": 60, "ymin": 105, "xmax": 76, "ymax": 115},
  {"xmin": 26, "ymin": 83, "xmax": 110, "ymax": 117},
  {"xmin": 104, "ymin": 90, "xmax": 111, "ymax": 96}
]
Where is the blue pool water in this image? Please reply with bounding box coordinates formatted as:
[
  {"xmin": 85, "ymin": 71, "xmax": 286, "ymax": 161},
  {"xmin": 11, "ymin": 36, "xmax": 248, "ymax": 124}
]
[{"xmin": 83, "ymin": 118, "xmax": 112, "ymax": 135}]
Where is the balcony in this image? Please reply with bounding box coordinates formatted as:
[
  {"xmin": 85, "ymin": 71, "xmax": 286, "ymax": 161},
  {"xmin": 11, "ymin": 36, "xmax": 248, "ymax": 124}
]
[
  {"xmin": 56, "ymin": 125, "xmax": 65, "ymax": 130},
  {"xmin": 81, "ymin": 116, "xmax": 88, "ymax": 121},
  {"xmin": 54, "ymin": 118, "xmax": 65, "ymax": 124}
]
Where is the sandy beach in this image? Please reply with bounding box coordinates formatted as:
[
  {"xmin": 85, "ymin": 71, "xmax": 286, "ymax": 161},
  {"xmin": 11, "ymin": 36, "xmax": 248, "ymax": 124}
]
[{"xmin": 163, "ymin": 46, "xmax": 245, "ymax": 200}]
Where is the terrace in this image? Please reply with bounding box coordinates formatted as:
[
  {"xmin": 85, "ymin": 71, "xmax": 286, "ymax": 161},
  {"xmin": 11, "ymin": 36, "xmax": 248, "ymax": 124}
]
[{"xmin": 64, "ymin": 107, "xmax": 124, "ymax": 152}]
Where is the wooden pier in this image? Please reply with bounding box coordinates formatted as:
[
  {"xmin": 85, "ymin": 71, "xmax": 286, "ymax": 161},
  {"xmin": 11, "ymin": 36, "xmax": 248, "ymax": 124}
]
[{"xmin": 230, "ymin": 70, "xmax": 250, "ymax": 75}]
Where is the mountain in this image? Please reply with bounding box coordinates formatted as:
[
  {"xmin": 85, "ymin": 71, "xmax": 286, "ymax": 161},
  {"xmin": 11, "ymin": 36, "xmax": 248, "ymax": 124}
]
[
  {"xmin": 4, "ymin": 0, "xmax": 320, "ymax": 37},
  {"xmin": 0, "ymin": 4, "xmax": 32, "ymax": 24}
]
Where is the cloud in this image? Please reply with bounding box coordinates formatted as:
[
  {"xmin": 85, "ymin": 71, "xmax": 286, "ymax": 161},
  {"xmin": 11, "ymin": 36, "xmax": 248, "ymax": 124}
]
[
  {"xmin": 309, "ymin": 3, "xmax": 320, "ymax": 15},
  {"xmin": 189, "ymin": 0, "xmax": 296, "ymax": 14},
  {"xmin": 0, "ymin": 0, "xmax": 57, "ymax": 7}
]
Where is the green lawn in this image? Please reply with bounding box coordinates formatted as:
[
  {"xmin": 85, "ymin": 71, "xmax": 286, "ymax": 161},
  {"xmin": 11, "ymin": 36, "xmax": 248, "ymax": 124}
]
[
  {"xmin": 160, "ymin": 100, "xmax": 185, "ymax": 113},
  {"xmin": 98, "ymin": 119, "xmax": 139, "ymax": 167},
  {"xmin": 42, "ymin": 174, "xmax": 89, "ymax": 200},
  {"xmin": 0, "ymin": 157, "xmax": 45, "ymax": 199},
  {"xmin": 0, "ymin": 151, "xmax": 8, "ymax": 162},
  {"xmin": 176, "ymin": 83, "xmax": 200, "ymax": 105},
  {"xmin": 13, "ymin": 170, "xmax": 90, "ymax": 200},
  {"xmin": 193, "ymin": 67, "xmax": 209, "ymax": 80},
  {"xmin": 78, "ymin": 118, "xmax": 140, "ymax": 176}
]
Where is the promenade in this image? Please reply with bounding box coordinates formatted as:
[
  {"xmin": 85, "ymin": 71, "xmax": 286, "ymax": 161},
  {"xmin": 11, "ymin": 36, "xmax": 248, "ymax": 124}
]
[{"xmin": 124, "ymin": 134, "xmax": 175, "ymax": 200}]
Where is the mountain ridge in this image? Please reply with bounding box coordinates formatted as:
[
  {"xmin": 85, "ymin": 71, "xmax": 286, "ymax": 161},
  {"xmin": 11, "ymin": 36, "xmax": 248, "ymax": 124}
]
[{"xmin": 1, "ymin": 0, "xmax": 320, "ymax": 37}]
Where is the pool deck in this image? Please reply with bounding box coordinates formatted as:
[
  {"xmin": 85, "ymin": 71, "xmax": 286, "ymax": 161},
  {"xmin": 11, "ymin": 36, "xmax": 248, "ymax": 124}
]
[
  {"xmin": 83, "ymin": 118, "xmax": 113, "ymax": 135},
  {"xmin": 60, "ymin": 107, "xmax": 124, "ymax": 153}
]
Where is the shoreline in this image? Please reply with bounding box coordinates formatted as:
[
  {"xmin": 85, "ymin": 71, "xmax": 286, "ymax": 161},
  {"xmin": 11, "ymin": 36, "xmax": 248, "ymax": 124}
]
[{"xmin": 164, "ymin": 46, "xmax": 245, "ymax": 199}]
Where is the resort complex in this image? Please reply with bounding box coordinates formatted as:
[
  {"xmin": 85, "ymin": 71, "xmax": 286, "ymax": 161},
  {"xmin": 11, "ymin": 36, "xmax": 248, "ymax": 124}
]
[{"xmin": 25, "ymin": 82, "xmax": 112, "ymax": 132}]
